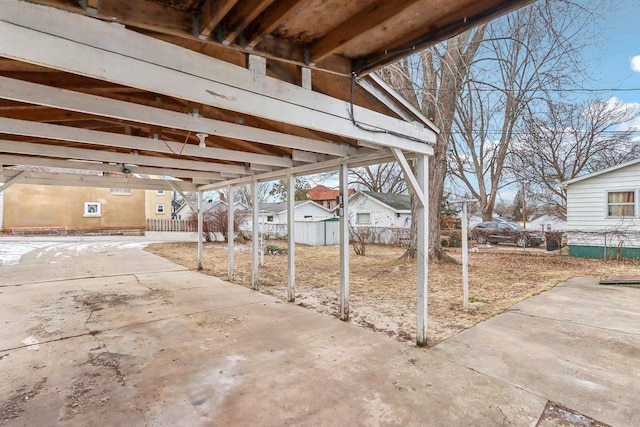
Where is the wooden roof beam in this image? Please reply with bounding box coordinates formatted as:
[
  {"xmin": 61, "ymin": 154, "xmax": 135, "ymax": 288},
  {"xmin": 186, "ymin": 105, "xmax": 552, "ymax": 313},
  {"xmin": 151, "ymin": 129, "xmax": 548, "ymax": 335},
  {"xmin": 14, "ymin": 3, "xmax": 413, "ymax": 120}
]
[
  {"xmin": 353, "ymin": 0, "xmax": 535, "ymax": 75},
  {"xmin": 0, "ymin": 169, "xmax": 198, "ymax": 191},
  {"xmin": 244, "ymin": 0, "xmax": 307, "ymax": 49},
  {"xmin": 0, "ymin": 117, "xmax": 293, "ymax": 168},
  {"xmin": 0, "ymin": 154, "xmax": 226, "ymax": 181},
  {"xmin": 0, "ymin": 139, "xmax": 250, "ymax": 175},
  {"xmin": 197, "ymin": 0, "xmax": 240, "ymax": 39},
  {"xmin": 309, "ymin": 0, "xmax": 421, "ymax": 65},
  {"xmin": 0, "ymin": 77, "xmax": 356, "ymax": 157},
  {"xmin": 220, "ymin": 0, "xmax": 275, "ymax": 46}
]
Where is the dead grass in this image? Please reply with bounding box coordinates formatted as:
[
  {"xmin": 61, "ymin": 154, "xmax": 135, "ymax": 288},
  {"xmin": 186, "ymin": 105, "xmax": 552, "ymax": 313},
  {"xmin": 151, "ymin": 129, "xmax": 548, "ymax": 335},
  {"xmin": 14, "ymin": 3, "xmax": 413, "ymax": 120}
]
[{"xmin": 145, "ymin": 241, "xmax": 640, "ymax": 346}]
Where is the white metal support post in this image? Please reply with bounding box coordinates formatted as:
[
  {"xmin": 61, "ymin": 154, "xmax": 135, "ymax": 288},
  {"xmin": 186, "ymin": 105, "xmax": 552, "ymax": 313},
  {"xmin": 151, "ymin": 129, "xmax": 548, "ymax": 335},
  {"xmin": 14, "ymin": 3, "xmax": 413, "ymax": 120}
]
[
  {"xmin": 287, "ymin": 174, "xmax": 296, "ymax": 302},
  {"xmin": 339, "ymin": 162, "xmax": 350, "ymax": 321},
  {"xmin": 416, "ymin": 154, "xmax": 429, "ymax": 346},
  {"xmin": 251, "ymin": 180, "xmax": 259, "ymax": 290},
  {"xmin": 461, "ymin": 202, "xmax": 469, "ymax": 309},
  {"xmin": 227, "ymin": 185, "xmax": 234, "ymax": 281},
  {"xmin": 197, "ymin": 191, "xmax": 203, "ymax": 271}
]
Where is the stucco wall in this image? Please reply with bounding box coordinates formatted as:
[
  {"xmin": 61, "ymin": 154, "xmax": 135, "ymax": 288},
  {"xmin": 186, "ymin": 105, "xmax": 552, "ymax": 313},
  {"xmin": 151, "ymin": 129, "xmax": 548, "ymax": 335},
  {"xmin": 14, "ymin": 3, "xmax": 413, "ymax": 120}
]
[
  {"xmin": 145, "ymin": 190, "xmax": 173, "ymax": 219},
  {"xmin": 2, "ymin": 184, "xmax": 145, "ymax": 229}
]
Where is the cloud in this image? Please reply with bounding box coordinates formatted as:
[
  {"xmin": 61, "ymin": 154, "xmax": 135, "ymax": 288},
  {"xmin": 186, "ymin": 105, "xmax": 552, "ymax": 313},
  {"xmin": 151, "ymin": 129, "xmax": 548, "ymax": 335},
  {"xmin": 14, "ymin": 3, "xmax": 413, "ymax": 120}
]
[{"xmin": 631, "ymin": 55, "xmax": 640, "ymax": 72}]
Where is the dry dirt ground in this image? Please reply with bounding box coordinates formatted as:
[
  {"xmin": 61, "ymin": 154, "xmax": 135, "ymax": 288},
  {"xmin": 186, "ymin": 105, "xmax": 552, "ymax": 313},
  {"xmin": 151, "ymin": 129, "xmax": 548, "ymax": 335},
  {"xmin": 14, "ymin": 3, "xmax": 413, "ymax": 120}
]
[{"xmin": 145, "ymin": 242, "xmax": 640, "ymax": 346}]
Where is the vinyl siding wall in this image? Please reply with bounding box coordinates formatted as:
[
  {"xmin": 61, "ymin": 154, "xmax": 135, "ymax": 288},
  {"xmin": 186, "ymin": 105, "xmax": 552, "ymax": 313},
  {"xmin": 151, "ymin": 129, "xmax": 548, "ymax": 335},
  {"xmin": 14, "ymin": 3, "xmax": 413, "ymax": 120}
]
[{"xmin": 566, "ymin": 162, "xmax": 640, "ymax": 250}]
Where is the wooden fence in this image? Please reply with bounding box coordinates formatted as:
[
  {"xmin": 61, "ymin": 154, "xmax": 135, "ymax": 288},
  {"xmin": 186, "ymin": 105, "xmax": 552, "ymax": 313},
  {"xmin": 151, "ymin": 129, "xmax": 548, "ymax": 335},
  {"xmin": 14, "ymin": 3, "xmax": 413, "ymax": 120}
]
[{"xmin": 146, "ymin": 219, "xmax": 196, "ymax": 232}]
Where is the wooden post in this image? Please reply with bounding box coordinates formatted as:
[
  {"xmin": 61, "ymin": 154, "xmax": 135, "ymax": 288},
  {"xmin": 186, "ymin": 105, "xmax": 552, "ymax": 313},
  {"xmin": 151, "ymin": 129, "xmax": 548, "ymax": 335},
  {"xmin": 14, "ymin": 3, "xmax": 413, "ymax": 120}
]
[
  {"xmin": 339, "ymin": 162, "xmax": 350, "ymax": 321},
  {"xmin": 416, "ymin": 154, "xmax": 428, "ymax": 346},
  {"xmin": 251, "ymin": 181, "xmax": 259, "ymax": 290},
  {"xmin": 287, "ymin": 174, "xmax": 295, "ymax": 302},
  {"xmin": 197, "ymin": 190, "xmax": 203, "ymax": 270},
  {"xmin": 227, "ymin": 185, "xmax": 234, "ymax": 281}
]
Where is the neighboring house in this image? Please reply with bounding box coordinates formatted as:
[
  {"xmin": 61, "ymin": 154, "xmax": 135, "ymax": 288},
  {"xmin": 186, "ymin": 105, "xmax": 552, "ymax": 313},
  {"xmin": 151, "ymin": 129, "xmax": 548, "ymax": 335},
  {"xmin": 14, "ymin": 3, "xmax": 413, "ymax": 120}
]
[
  {"xmin": 238, "ymin": 200, "xmax": 332, "ymax": 236},
  {"xmin": 145, "ymin": 189, "xmax": 173, "ymax": 220},
  {"xmin": 564, "ymin": 158, "xmax": 640, "ymax": 259},
  {"xmin": 174, "ymin": 196, "xmax": 244, "ymax": 220},
  {"xmin": 307, "ymin": 185, "xmax": 355, "ymax": 210},
  {"xmin": 348, "ymin": 191, "xmax": 412, "ymax": 229},
  {"xmin": 1, "ymin": 183, "xmax": 146, "ymax": 234},
  {"xmin": 527, "ymin": 213, "xmax": 567, "ymax": 232}
]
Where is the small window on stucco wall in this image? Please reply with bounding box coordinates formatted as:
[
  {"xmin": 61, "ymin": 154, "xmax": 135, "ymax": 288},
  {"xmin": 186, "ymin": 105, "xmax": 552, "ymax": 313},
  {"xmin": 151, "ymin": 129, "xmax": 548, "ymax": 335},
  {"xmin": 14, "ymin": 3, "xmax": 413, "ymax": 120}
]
[
  {"xmin": 356, "ymin": 212, "xmax": 371, "ymax": 224},
  {"xmin": 267, "ymin": 215, "xmax": 274, "ymax": 222},
  {"xmin": 157, "ymin": 190, "xmax": 165, "ymax": 195},
  {"xmin": 110, "ymin": 188, "xmax": 131, "ymax": 195},
  {"xmin": 156, "ymin": 203, "xmax": 165, "ymax": 214},
  {"xmin": 84, "ymin": 202, "xmax": 101, "ymax": 217},
  {"xmin": 607, "ymin": 191, "xmax": 635, "ymax": 217}
]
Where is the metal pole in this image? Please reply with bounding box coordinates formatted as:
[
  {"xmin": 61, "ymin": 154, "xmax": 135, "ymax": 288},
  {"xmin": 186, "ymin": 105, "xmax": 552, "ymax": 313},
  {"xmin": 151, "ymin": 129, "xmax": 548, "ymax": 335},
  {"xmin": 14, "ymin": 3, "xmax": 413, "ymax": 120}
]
[
  {"xmin": 287, "ymin": 174, "xmax": 295, "ymax": 302},
  {"xmin": 197, "ymin": 191, "xmax": 203, "ymax": 270},
  {"xmin": 461, "ymin": 202, "xmax": 469, "ymax": 309},
  {"xmin": 252, "ymin": 181, "xmax": 259, "ymax": 289},
  {"xmin": 339, "ymin": 162, "xmax": 350, "ymax": 321},
  {"xmin": 227, "ymin": 185, "xmax": 234, "ymax": 281}
]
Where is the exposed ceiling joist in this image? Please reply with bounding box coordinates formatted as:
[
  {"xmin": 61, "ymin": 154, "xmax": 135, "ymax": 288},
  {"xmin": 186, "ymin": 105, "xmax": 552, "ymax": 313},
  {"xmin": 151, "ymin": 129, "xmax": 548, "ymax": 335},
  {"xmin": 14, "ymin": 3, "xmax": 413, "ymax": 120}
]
[
  {"xmin": 0, "ymin": 169, "xmax": 197, "ymax": 191},
  {"xmin": 198, "ymin": 0, "xmax": 241, "ymax": 39},
  {"xmin": 309, "ymin": 0, "xmax": 421, "ymax": 64},
  {"xmin": 0, "ymin": 139, "xmax": 250, "ymax": 175},
  {"xmin": 0, "ymin": 2, "xmax": 435, "ymax": 154},
  {"xmin": 0, "ymin": 77, "xmax": 357, "ymax": 157},
  {"xmin": 0, "ymin": 117, "xmax": 294, "ymax": 168},
  {"xmin": 221, "ymin": 0, "xmax": 275, "ymax": 45},
  {"xmin": 244, "ymin": 0, "xmax": 307, "ymax": 49},
  {"xmin": 0, "ymin": 154, "xmax": 226, "ymax": 181}
]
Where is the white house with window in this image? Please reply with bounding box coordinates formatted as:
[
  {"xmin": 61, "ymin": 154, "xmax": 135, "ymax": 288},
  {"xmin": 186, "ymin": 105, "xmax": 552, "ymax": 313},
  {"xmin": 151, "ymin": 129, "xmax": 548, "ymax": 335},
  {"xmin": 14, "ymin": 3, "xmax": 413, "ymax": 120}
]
[
  {"xmin": 564, "ymin": 158, "xmax": 640, "ymax": 259},
  {"xmin": 348, "ymin": 191, "xmax": 412, "ymax": 228}
]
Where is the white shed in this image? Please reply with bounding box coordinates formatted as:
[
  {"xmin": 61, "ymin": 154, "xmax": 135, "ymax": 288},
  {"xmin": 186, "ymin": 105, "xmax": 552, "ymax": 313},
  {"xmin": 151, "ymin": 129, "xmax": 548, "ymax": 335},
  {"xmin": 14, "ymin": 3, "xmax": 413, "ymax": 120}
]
[
  {"xmin": 564, "ymin": 158, "xmax": 640, "ymax": 259},
  {"xmin": 295, "ymin": 218, "xmax": 340, "ymax": 246}
]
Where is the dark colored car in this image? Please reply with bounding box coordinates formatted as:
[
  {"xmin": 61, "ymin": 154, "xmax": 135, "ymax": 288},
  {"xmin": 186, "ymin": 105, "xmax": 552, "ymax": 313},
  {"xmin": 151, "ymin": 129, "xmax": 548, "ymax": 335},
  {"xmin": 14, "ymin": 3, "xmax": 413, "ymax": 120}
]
[{"xmin": 471, "ymin": 222, "xmax": 543, "ymax": 247}]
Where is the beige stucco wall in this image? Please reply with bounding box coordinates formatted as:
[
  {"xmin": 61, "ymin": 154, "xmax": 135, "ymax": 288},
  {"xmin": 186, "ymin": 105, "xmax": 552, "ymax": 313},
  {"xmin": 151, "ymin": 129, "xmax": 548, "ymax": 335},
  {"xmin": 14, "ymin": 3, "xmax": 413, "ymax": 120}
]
[
  {"xmin": 145, "ymin": 190, "xmax": 173, "ymax": 219},
  {"xmin": 2, "ymin": 184, "xmax": 145, "ymax": 229}
]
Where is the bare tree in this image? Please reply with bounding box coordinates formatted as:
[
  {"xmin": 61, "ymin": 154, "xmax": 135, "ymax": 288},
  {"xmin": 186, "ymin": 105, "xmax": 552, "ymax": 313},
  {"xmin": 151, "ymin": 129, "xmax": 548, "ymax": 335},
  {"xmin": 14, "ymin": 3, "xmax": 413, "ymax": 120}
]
[
  {"xmin": 448, "ymin": 0, "xmax": 593, "ymax": 221},
  {"xmin": 379, "ymin": 26, "xmax": 486, "ymax": 260},
  {"xmin": 350, "ymin": 162, "xmax": 407, "ymax": 194},
  {"xmin": 508, "ymin": 98, "xmax": 639, "ymax": 218},
  {"xmin": 230, "ymin": 182, "xmax": 272, "ymax": 208}
]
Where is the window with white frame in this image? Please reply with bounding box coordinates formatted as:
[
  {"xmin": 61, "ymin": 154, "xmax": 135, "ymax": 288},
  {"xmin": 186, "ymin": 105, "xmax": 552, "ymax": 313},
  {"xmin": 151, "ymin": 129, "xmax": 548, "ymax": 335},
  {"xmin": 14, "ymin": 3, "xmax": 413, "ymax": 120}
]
[
  {"xmin": 266, "ymin": 215, "xmax": 274, "ymax": 222},
  {"xmin": 356, "ymin": 212, "xmax": 371, "ymax": 224},
  {"xmin": 607, "ymin": 191, "xmax": 635, "ymax": 217},
  {"xmin": 109, "ymin": 188, "xmax": 131, "ymax": 195},
  {"xmin": 157, "ymin": 190, "xmax": 165, "ymax": 195},
  {"xmin": 84, "ymin": 202, "xmax": 101, "ymax": 217},
  {"xmin": 156, "ymin": 203, "xmax": 165, "ymax": 214}
]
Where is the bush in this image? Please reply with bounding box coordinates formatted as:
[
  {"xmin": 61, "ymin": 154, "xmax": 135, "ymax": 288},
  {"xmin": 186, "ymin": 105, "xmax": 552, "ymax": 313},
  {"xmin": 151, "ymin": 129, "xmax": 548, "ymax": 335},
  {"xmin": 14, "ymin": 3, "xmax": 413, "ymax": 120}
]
[
  {"xmin": 265, "ymin": 244, "xmax": 287, "ymax": 255},
  {"xmin": 441, "ymin": 230, "xmax": 462, "ymax": 247}
]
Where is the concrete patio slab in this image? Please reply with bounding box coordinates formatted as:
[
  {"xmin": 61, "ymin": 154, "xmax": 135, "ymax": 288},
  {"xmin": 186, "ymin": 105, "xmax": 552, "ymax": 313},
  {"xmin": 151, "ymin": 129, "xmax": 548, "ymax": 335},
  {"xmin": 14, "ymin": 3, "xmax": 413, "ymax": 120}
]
[
  {"xmin": 434, "ymin": 277, "xmax": 640, "ymax": 427},
  {"xmin": 1, "ymin": 237, "xmax": 638, "ymax": 426}
]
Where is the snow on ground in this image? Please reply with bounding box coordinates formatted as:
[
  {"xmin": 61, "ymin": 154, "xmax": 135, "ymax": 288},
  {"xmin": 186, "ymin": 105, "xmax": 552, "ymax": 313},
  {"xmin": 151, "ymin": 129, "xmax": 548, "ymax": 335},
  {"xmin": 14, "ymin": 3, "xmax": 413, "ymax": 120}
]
[{"xmin": 0, "ymin": 233, "xmax": 198, "ymax": 267}]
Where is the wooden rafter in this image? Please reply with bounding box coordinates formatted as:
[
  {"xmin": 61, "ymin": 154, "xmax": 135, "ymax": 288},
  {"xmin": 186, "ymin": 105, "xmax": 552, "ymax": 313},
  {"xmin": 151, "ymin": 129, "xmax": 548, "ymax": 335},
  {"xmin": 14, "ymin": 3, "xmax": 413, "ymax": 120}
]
[
  {"xmin": 244, "ymin": 0, "xmax": 307, "ymax": 48},
  {"xmin": 309, "ymin": 0, "xmax": 421, "ymax": 64},
  {"xmin": 198, "ymin": 0, "xmax": 240, "ymax": 39},
  {"xmin": 221, "ymin": 0, "xmax": 275, "ymax": 45}
]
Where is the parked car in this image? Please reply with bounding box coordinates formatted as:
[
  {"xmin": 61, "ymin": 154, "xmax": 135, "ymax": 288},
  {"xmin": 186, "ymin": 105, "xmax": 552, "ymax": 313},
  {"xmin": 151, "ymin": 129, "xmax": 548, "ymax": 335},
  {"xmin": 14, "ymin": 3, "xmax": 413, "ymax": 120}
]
[{"xmin": 471, "ymin": 222, "xmax": 544, "ymax": 247}]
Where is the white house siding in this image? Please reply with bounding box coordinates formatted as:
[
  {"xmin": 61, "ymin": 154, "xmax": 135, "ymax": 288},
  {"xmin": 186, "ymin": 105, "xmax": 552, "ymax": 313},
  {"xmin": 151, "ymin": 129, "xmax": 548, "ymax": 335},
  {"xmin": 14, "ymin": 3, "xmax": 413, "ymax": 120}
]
[
  {"xmin": 275, "ymin": 202, "xmax": 331, "ymax": 223},
  {"xmin": 566, "ymin": 161, "xmax": 640, "ymax": 258},
  {"xmin": 349, "ymin": 195, "xmax": 398, "ymax": 228}
]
